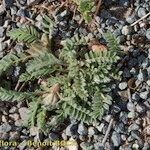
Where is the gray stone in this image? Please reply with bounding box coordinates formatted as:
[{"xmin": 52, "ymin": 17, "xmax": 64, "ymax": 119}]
[
  {"xmin": 142, "ymin": 143, "xmax": 150, "ymax": 150},
  {"xmin": 111, "ymin": 105, "xmax": 121, "ymax": 114},
  {"xmin": 117, "ymin": 35, "xmax": 126, "ymax": 43},
  {"xmin": 29, "ymin": 126, "xmax": 38, "ymax": 136},
  {"xmin": 141, "ymin": 58, "xmax": 149, "ymax": 68},
  {"xmin": 0, "ymin": 5, "xmax": 5, "ymax": 15},
  {"xmin": 18, "ymin": 107, "xmax": 29, "ymax": 121},
  {"xmin": 17, "ymin": 8, "xmax": 28, "ymax": 17},
  {"xmin": 140, "ymin": 91, "xmax": 149, "ymax": 100},
  {"xmin": 2, "ymin": 115, "xmax": 8, "ymax": 123},
  {"xmin": 103, "ymin": 115, "xmax": 112, "ymax": 123},
  {"xmin": 100, "ymin": 10, "xmax": 111, "ymax": 19},
  {"xmin": 132, "ymin": 143, "xmax": 139, "ymax": 149},
  {"xmin": 114, "ymin": 29, "xmax": 121, "ymax": 37},
  {"xmin": 120, "ymin": 145, "xmax": 132, "ymax": 150},
  {"xmin": 18, "ymin": 140, "xmax": 27, "ymax": 150},
  {"xmin": 128, "ymin": 135, "xmax": 134, "ymax": 142},
  {"xmin": 74, "ymin": 15, "xmax": 81, "ymax": 21},
  {"xmin": 119, "ymin": 112, "xmax": 128, "ymax": 124},
  {"xmin": 9, "ymin": 113, "xmax": 19, "ymax": 121},
  {"xmin": 0, "ymin": 132, "xmax": 9, "ymax": 140},
  {"xmin": 119, "ymin": 0, "xmax": 130, "ymax": 7},
  {"xmin": 138, "ymin": 7, "xmax": 147, "ymax": 18},
  {"xmin": 131, "ymin": 130, "xmax": 142, "ymax": 140},
  {"xmin": 14, "ymin": 66, "xmax": 20, "ymax": 77},
  {"xmin": 19, "ymin": 0, "xmax": 27, "ymax": 5},
  {"xmin": 137, "ymin": 69, "xmax": 147, "ymax": 81},
  {"xmin": 15, "ymin": 119, "xmax": 23, "ymax": 127},
  {"xmin": 27, "ymin": 0, "xmax": 41, "ymax": 5},
  {"xmin": 146, "ymin": 29, "xmax": 150, "ymax": 40},
  {"xmin": 49, "ymin": 132, "xmax": 59, "ymax": 141},
  {"xmin": 111, "ymin": 131, "xmax": 121, "ymax": 147},
  {"xmin": 105, "ymin": 142, "xmax": 114, "ymax": 150},
  {"xmin": 123, "ymin": 68, "xmax": 131, "ymax": 78},
  {"xmin": 96, "ymin": 123, "xmax": 105, "ymax": 132},
  {"xmin": 114, "ymin": 123, "xmax": 126, "ymax": 134},
  {"xmin": 65, "ymin": 123, "xmax": 78, "ymax": 136},
  {"xmin": 77, "ymin": 123, "xmax": 88, "ymax": 136},
  {"xmin": 126, "ymin": 15, "xmax": 136, "ymax": 24},
  {"xmin": 0, "ymin": 27, "xmax": 4, "ymax": 38},
  {"xmin": 122, "ymin": 25, "xmax": 133, "ymax": 35},
  {"xmin": 10, "ymin": 6, "xmax": 17, "ymax": 15},
  {"xmin": 148, "ymin": 66, "xmax": 150, "ymax": 76},
  {"xmin": 119, "ymin": 82, "xmax": 127, "ymax": 90},
  {"xmin": 3, "ymin": 0, "xmax": 14, "ymax": 8},
  {"xmin": 0, "ymin": 123, "xmax": 12, "ymax": 133},
  {"xmin": 9, "ymin": 106, "xmax": 17, "ymax": 113},
  {"xmin": 56, "ymin": 10, "xmax": 70, "ymax": 22},
  {"xmin": 60, "ymin": 10, "xmax": 69, "ymax": 18},
  {"xmin": 94, "ymin": 142, "xmax": 104, "ymax": 150},
  {"xmin": 132, "ymin": 92, "xmax": 141, "ymax": 102},
  {"xmin": 147, "ymin": 80, "xmax": 150, "ymax": 86},
  {"xmin": 80, "ymin": 142, "xmax": 93, "ymax": 150},
  {"xmin": 136, "ymin": 103, "xmax": 146, "ymax": 114},
  {"xmin": 127, "ymin": 102, "xmax": 135, "ymax": 112},
  {"xmin": 9, "ymin": 131, "xmax": 20, "ymax": 140},
  {"xmin": 89, "ymin": 127, "xmax": 98, "ymax": 136},
  {"xmin": 128, "ymin": 58, "xmax": 138, "ymax": 67},
  {"xmin": 128, "ymin": 123, "xmax": 140, "ymax": 132},
  {"xmin": 128, "ymin": 111, "xmax": 136, "ymax": 119},
  {"xmin": 0, "ymin": 42, "xmax": 7, "ymax": 52},
  {"xmin": 14, "ymin": 43, "xmax": 23, "ymax": 53},
  {"xmin": 121, "ymin": 134, "xmax": 127, "ymax": 141}
]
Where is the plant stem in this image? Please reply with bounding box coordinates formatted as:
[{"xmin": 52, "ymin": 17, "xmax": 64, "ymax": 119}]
[
  {"xmin": 102, "ymin": 118, "xmax": 114, "ymax": 145},
  {"xmin": 131, "ymin": 12, "xmax": 150, "ymax": 26}
]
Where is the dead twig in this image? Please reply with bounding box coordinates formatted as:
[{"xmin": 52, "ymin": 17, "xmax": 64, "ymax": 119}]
[
  {"xmin": 102, "ymin": 118, "xmax": 114, "ymax": 145},
  {"xmin": 15, "ymin": 81, "xmax": 20, "ymax": 91},
  {"xmin": 131, "ymin": 12, "xmax": 150, "ymax": 26},
  {"xmin": 127, "ymin": 88, "xmax": 132, "ymax": 102},
  {"xmin": 95, "ymin": 0, "xmax": 102, "ymax": 16}
]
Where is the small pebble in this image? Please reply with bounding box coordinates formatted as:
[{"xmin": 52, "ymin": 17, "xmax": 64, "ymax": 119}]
[
  {"xmin": 119, "ymin": 82, "xmax": 127, "ymax": 90},
  {"xmin": 138, "ymin": 7, "xmax": 147, "ymax": 18},
  {"xmin": 0, "ymin": 27, "xmax": 4, "ymax": 38},
  {"xmin": 146, "ymin": 29, "xmax": 150, "ymax": 40},
  {"xmin": 122, "ymin": 25, "xmax": 133, "ymax": 36},
  {"xmin": 77, "ymin": 123, "xmax": 88, "ymax": 136},
  {"xmin": 0, "ymin": 123, "xmax": 12, "ymax": 133},
  {"xmin": 88, "ymin": 127, "xmax": 97, "ymax": 136},
  {"xmin": 136, "ymin": 103, "xmax": 146, "ymax": 114},
  {"xmin": 111, "ymin": 131, "xmax": 121, "ymax": 147},
  {"xmin": 140, "ymin": 91, "xmax": 149, "ymax": 100}
]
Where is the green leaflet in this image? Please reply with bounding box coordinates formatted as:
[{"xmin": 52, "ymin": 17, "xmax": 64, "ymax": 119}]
[
  {"xmin": 0, "ymin": 52, "xmax": 27, "ymax": 75},
  {"xmin": 19, "ymin": 52, "xmax": 60, "ymax": 82},
  {"xmin": 0, "ymin": 87, "xmax": 34, "ymax": 102},
  {"xmin": 24, "ymin": 100, "xmax": 40, "ymax": 127},
  {"xmin": 73, "ymin": 0, "xmax": 96, "ymax": 23},
  {"xmin": 37, "ymin": 107, "xmax": 47, "ymax": 131},
  {"xmin": 9, "ymin": 25, "xmax": 40, "ymax": 43}
]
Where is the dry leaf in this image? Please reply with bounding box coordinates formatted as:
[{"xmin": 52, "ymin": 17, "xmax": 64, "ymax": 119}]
[
  {"xmin": 27, "ymin": 41, "xmax": 49, "ymax": 57},
  {"xmin": 128, "ymin": 78, "xmax": 137, "ymax": 90},
  {"xmin": 91, "ymin": 44, "xmax": 107, "ymax": 53},
  {"xmin": 41, "ymin": 33, "xmax": 51, "ymax": 49},
  {"xmin": 118, "ymin": 90, "xmax": 128, "ymax": 101},
  {"xmin": 42, "ymin": 84, "xmax": 60, "ymax": 106}
]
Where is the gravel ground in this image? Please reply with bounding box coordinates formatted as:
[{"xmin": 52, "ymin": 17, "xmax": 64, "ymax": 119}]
[{"xmin": 0, "ymin": 0, "xmax": 150, "ymax": 150}]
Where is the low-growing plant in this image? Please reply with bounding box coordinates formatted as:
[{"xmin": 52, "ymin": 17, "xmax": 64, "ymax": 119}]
[
  {"xmin": 72, "ymin": 0, "xmax": 96, "ymax": 23},
  {"xmin": 0, "ymin": 15, "xmax": 122, "ymax": 133}
]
